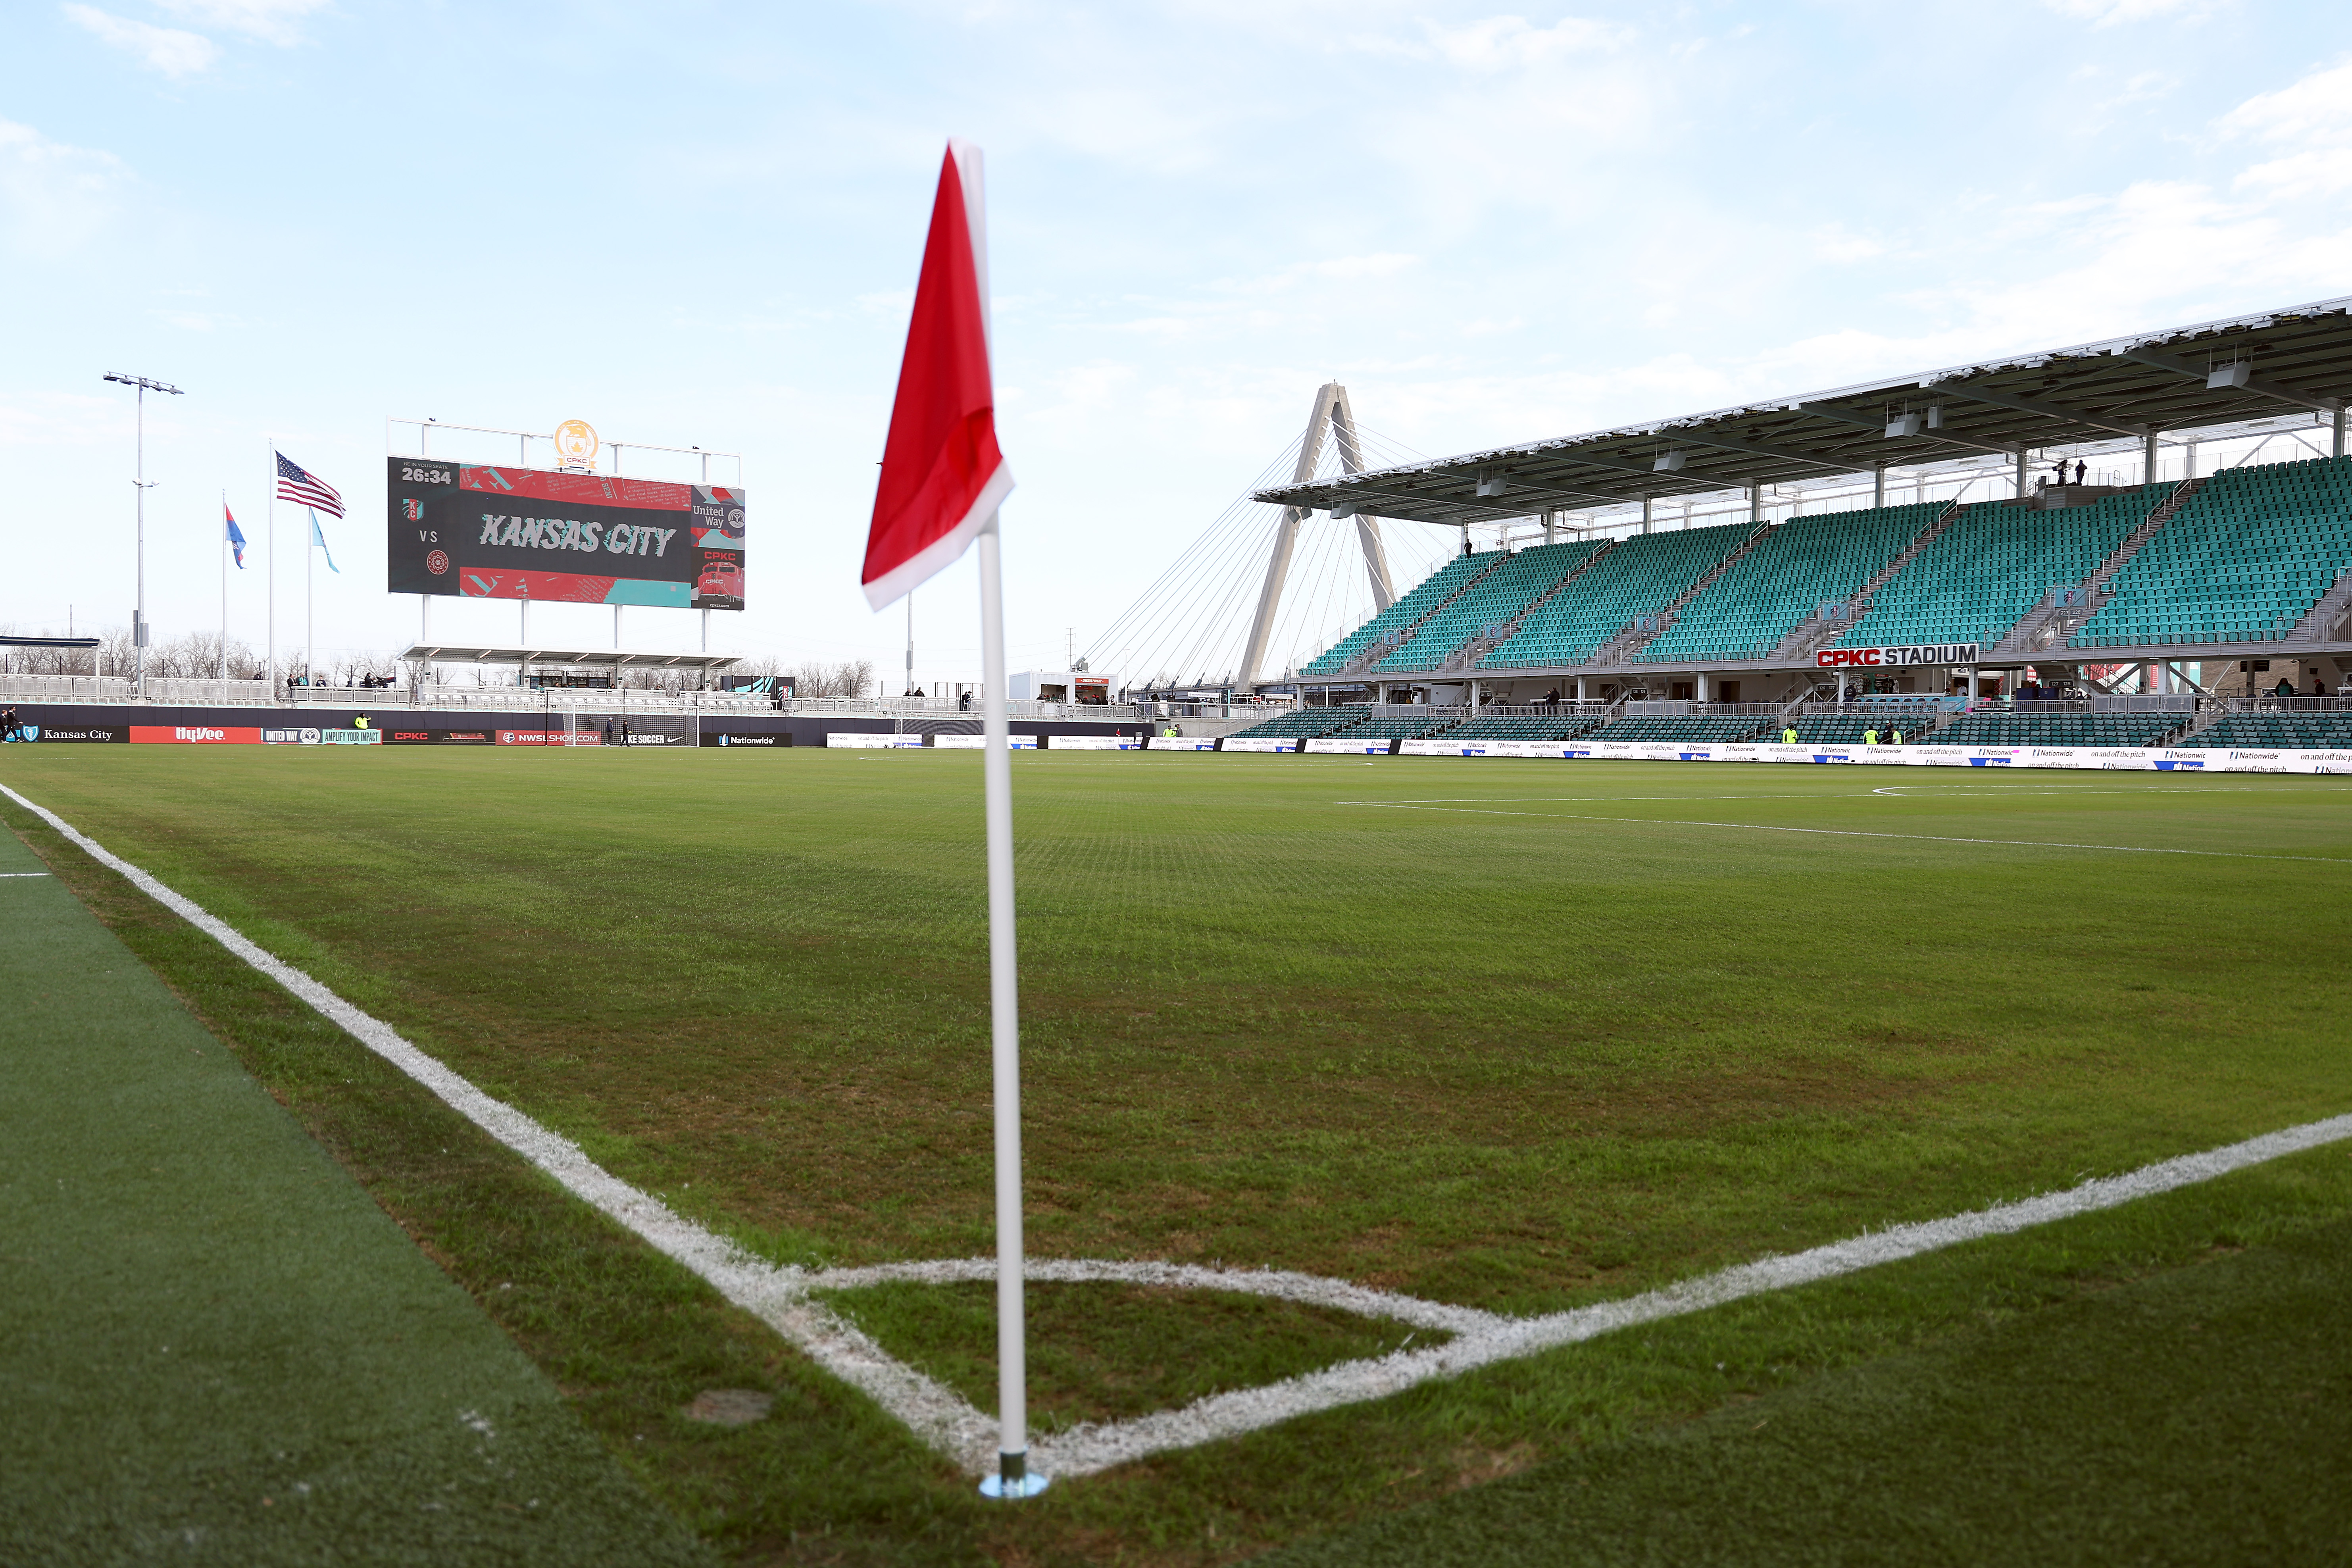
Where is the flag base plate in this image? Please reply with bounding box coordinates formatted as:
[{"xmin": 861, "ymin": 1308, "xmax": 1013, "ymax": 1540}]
[{"xmin": 979, "ymin": 1472, "xmax": 1050, "ymax": 1499}]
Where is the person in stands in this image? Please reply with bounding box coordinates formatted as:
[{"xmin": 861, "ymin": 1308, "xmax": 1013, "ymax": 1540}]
[
  {"xmin": 1891, "ymin": 726, "xmax": 1905, "ymax": 745},
  {"xmin": 1864, "ymin": 726, "xmax": 1879, "ymax": 746},
  {"xmin": 1783, "ymin": 724, "xmax": 1798, "ymax": 744},
  {"xmin": 2075, "ymin": 459, "xmax": 2088, "ymax": 484}
]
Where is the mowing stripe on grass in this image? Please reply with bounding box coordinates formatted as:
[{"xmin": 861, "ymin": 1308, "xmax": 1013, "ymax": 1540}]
[
  {"xmin": 0, "ymin": 801, "xmax": 710, "ymax": 1561},
  {"xmin": 1343, "ymin": 802, "xmax": 2352, "ymax": 865},
  {"xmin": 9, "ymin": 777, "xmax": 2351, "ymax": 1485}
]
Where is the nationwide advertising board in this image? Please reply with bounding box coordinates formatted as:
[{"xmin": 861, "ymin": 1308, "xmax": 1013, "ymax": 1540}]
[{"xmin": 386, "ymin": 459, "xmax": 746, "ymax": 611}]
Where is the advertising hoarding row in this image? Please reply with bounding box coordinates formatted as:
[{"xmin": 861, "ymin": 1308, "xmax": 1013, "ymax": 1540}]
[{"xmin": 386, "ymin": 460, "xmax": 745, "ymax": 611}]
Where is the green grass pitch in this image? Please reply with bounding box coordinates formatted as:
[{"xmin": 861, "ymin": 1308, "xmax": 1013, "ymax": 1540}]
[{"xmin": 5, "ymin": 745, "xmax": 2351, "ymax": 1564}]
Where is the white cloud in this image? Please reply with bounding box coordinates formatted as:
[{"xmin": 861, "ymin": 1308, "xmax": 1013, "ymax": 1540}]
[
  {"xmin": 2041, "ymin": 0, "xmax": 2209, "ymax": 24},
  {"xmin": 63, "ymin": 4, "xmax": 220, "ymax": 76},
  {"xmin": 154, "ymin": 0, "xmax": 330, "ymax": 45},
  {"xmin": 2217, "ymin": 56, "xmax": 2352, "ymax": 145},
  {"xmin": 1351, "ymin": 13, "xmax": 1635, "ymax": 68},
  {"xmin": 0, "ymin": 117, "xmax": 130, "ymax": 255}
]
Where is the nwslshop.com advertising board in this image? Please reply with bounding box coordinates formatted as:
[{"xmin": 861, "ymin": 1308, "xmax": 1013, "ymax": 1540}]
[{"xmin": 386, "ymin": 460, "xmax": 745, "ymax": 611}]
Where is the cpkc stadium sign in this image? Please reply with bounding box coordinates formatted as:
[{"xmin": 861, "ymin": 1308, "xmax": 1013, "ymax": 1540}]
[{"xmin": 1817, "ymin": 643, "xmax": 1980, "ymax": 668}]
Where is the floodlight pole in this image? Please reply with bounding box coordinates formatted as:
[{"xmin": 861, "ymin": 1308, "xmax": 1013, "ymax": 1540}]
[{"xmin": 104, "ymin": 373, "xmax": 182, "ymax": 700}]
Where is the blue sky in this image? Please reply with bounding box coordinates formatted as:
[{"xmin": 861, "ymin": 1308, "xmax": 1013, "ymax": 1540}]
[{"xmin": 3, "ymin": 0, "xmax": 2348, "ymax": 685}]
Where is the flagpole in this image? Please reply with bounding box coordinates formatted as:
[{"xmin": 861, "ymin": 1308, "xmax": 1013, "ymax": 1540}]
[
  {"xmin": 975, "ymin": 510, "xmax": 1039, "ymax": 1499},
  {"xmin": 265, "ymin": 439, "xmax": 276, "ymax": 698},
  {"xmin": 220, "ymin": 489, "xmax": 229, "ymax": 703},
  {"xmin": 306, "ymin": 507, "xmax": 314, "ymax": 692}
]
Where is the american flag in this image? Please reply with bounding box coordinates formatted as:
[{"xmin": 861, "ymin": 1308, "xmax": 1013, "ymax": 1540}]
[{"xmin": 275, "ymin": 452, "xmax": 344, "ymax": 518}]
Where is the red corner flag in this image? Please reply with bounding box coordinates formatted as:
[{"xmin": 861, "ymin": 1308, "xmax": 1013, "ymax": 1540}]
[{"xmin": 863, "ymin": 140, "xmax": 1014, "ymax": 610}]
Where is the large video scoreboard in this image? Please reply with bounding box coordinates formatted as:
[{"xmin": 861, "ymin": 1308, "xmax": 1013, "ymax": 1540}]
[{"xmin": 386, "ymin": 459, "xmax": 745, "ymax": 611}]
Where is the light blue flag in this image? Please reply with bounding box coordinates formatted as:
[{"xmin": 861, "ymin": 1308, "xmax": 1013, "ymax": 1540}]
[{"xmin": 309, "ymin": 508, "xmax": 340, "ymax": 573}]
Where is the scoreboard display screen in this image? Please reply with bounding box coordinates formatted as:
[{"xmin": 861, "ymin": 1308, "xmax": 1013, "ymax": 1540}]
[{"xmin": 387, "ymin": 459, "xmax": 745, "ymax": 611}]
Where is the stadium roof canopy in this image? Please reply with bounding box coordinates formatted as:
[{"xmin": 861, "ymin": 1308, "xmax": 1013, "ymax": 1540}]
[
  {"xmin": 1256, "ymin": 296, "xmax": 2352, "ymax": 525},
  {"xmin": 398, "ymin": 643, "xmax": 741, "ymax": 671}
]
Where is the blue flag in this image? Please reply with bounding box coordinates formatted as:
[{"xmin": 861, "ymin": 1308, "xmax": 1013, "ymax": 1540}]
[
  {"xmin": 225, "ymin": 504, "xmax": 247, "ymax": 568},
  {"xmin": 309, "ymin": 508, "xmax": 339, "ymax": 573}
]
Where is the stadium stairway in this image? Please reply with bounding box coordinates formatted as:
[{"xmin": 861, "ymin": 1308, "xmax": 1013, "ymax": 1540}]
[
  {"xmin": 1300, "ymin": 552, "xmax": 1501, "ymax": 678},
  {"xmin": 1431, "ymin": 539, "xmax": 1621, "ymax": 673},
  {"xmin": 1477, "ymin": 523, "xmax": 1758, "ymax": 671},
  {"xmin": 1583, "ymin": 521, "xmax": 1775, "ymax": 668},
  {"xmin": 2069, "ymin": 456, "xmax": 2352, "ymax": 651},
  {"xmin": 1769, "ymin": 502, "xmax": 1963, "ymax": 662},
  {"xmin": 2283, "ymin": 563, "xmax": 2352, "ymax": 650},
  {"xmin": 1373, "ymin": 541, "xmax": 1604, "ymax": 675},
  {"xmin": 1636, "ymin": 502, "xmax": 1946, "ymax": 667},
  {"xmin": 1990, "ymin": 480, "xmax": 2194, "ymax": 657}
]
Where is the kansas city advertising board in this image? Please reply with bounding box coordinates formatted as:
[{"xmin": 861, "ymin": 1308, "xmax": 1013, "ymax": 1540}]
[{"xmin": 387, "ymin": 459, "xmax": 745, "ymax": 611}]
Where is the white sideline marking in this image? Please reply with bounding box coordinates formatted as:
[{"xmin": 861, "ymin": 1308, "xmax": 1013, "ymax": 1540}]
[
  {"xmin": 0, "ymin": 870, "xmax": 51, "ymax": 877},
  {"xmin": 8, "ymin": 777, "xmax": 2350, "ymax": 1481},
  {"xmin": 1345, "ymin": 802, "xmax": 2352, "ymax": 866}
]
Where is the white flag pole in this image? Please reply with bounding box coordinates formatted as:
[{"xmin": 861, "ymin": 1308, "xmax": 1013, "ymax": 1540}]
[
  {"xmin": 958, "ymin": 137, "xmax": 1042, "ymax": 1503},
  {"xmin": 265, "ymin": 441, "xmax": 275, "ymax": 696},
  {"xmin": 975, "ymin": 511, "xmax": 1039, "ymax": 1498},
  {"xmin": 305, "ymin": 507, "xmax": 314, "ymax": 690},
  {"xmin": 219, "ymin": 489, "xmax": 229, "ymax": 702}
]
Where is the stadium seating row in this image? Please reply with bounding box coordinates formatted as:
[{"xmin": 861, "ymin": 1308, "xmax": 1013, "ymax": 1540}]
[
  {"xmin": 1479, "ymin": 525, "xmax": 1754, "ymax": 668},
  {"xmin": 1295, "ymin": 454, "xmax": 2348, "ymax": 680},
  {"xmin": 1837, "ymin": 485, "xmax": 2173, "ymax": 652},
  {"xmin": 2190, "ymin": 711, "xmax": 2352, "ymax": 748},
  {"xmin": 1373, "ymin": 541, "xmax": 1600, "ymax": 673},
  {"xmin": 1299, "ymin": 554, "xmax": 1492, "ymax": 676},
  {"xmin": 1636, "ymin": 502, "xmax": 1943, "ymax": 664},
  {"xmin": 2071, "ymin": 456, "xmax": 2352, "ymax": 649}
]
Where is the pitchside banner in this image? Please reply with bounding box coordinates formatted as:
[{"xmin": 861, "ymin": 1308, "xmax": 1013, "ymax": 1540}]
[
  {"xmin": 387, "ymin": 459, "xmax": 746, "ymax": 611},
  {"xmin": 1816, "ymin": 643, "xmax": 1978, "ymax": 668}
]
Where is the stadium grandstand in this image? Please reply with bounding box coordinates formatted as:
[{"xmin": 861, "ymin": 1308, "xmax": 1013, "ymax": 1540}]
[{"xmin": 1236, "ymin": 297, "xmax": 2352, "ymax": 748}]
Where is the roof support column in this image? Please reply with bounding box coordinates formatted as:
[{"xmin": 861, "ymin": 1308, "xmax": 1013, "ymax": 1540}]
[
  {"xmin": 2144, "ymin": 428, "xmax": 2161, "ymax": 485},
  {"xmin": 2185, "ymin": 439, "xmax": 2200, "ymax": 480},
  {"xmin": 1543, "ymin": 509, "xmax": 1557, "ymax": 546},
  {"xmin": 1748, "ymin": 484, "xmax": 1762, "ymax": 525},
  {"xmin": 2335, "ymin": 406, "xmax": 2346, "ymax": 460},
  {"xmin": 2014, "ymin": 449, "xmax": 2028, "ymax": 499},
  {"xmin": 1641, "ymin": 496, "xmax": 1653, "ymax": 535},
  {"xmin": 1873, "ymin": 466, "xmax": 1885, "ymax": 508}
]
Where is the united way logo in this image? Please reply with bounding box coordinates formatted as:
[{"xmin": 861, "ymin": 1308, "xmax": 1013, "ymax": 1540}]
[
  {"xmin": 402, "ymin": 498, "xmax": 424, "ymax": 521},
  {"xmin": 426, "ymin": 549, "xmax": 451, "ymax": 575}
]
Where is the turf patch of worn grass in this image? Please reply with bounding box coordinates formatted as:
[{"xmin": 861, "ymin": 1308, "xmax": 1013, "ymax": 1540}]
[
  {"xmin": 6, "ymin": 748, "xmax": 2352, "ymax": 1562},
  {"xmin": 1256, "ymin": 1207, "xmax": 2352, "ymax": 1567}
]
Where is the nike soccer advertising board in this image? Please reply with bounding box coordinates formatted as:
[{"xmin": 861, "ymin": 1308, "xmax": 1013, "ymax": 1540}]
[{"xmin": 387, "ymin": 460, "xmax": 746, "ymax": 611}]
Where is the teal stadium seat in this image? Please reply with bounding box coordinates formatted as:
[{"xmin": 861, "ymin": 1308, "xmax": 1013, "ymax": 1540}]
[
  {"xmin": 1299, "ymin": 554, "xmax": 1493, "ymax": 676},
  {"xmin": 2070, "ymin": 457, "xmax": 2352, "ymax": 650},
  {"xmin": 1478, "ymin": 525, "xmax": 1753, "ymax": 670},
  {"xmin": 1838, "ymin": 485, "xmax": 2173, "ymax": 652},
  {"xmin": 1373, "ymin": 541, "xmax": 1602, "ymax": 675},
  {"xmin": 1637, "ymin": 502, "xmax": 1943, "ymax": 664}
]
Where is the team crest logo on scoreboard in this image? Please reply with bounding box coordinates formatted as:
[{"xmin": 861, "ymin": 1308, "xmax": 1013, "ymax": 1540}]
[
  {"xmin": 553, "ymin": 419, "xmax": 599, "ymax": 469},
  {"xmin": 402, "ymin": 498, "xmax": 424, "ymax": 521},
  {"xmin": 426, "ymin": 549, "xmax": 451, "ymax": 575}
]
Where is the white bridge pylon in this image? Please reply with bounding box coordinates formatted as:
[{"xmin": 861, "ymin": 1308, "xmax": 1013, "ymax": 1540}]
[{"xmin": 1240, "ymin": 383, "xmax": 1395, "ymax": 692}]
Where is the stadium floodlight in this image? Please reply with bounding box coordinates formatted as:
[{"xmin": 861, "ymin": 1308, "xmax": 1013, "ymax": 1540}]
[
  {"xmin": 102, "ymin": 372, "xmax": 185, "ymax": 702},
  {"xmin": 1652, "ymin": 450, "xmax": 1687, "ymax": 472},
  {"xmin": 1885, "ymin": 411, "xmax": 1922, "ymax": 438},
  {"xmin": 1474, "ymin": 465, "xmax": 1508, "ymax": 498},
  {"xmin": 1327, "ymin": 501, "xmax": 1355, "ymax": 519},
  {"xmin": 2207, "ymin": 362, "xmax": 2252, "ymax": 390}
]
